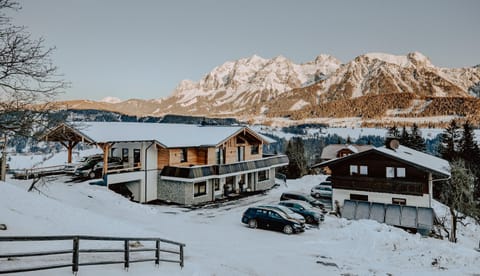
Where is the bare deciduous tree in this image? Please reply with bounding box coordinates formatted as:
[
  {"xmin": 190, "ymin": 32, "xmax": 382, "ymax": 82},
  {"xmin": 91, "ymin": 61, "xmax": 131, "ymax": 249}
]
[{"xmin": 0, "ymin": 0, "xmax": 66, "ymax": 180}]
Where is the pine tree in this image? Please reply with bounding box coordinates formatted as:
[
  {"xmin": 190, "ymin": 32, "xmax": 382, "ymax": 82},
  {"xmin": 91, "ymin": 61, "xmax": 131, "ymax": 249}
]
[
  {"xmin": 438, "ymin": 120, "xmax": 461, "ymax": 161},
  {"xmin": 459, "ymin": 121, "xmax": 480, "ymax": 200},
  {"xmin": 439, "ymin": 159, "xmax": 480, "ymax": 242},
  {"xmin": 283, "ymin": 137, "xmax": 307, "ymax": 179},
  {"xmin": 400, "ymin": 125, "xmax": 410, "ymax": 146},
  {"xmin": 409, "ymin": 123, "xmax": 426, "ymax": 152},
  {"xmin": 387, "ymin": 125, "xmax": 400, "ymax": 138}
]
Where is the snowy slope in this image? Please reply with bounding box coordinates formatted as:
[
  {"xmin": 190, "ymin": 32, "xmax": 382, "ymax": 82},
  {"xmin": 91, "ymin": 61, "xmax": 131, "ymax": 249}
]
[{"xmin": 1, "ymin": 172, "xmax": 479, "ymax": 275}]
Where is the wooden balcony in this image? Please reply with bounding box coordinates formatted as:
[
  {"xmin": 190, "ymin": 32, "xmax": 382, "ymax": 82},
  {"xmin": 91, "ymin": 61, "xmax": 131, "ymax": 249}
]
[
  {"xmin": 160, "ymin": 155, "xmax": 289, "ymax": 179},
  {"xmin": 332, "ymin": 175, "xmax": 426, "ymax": 196}
]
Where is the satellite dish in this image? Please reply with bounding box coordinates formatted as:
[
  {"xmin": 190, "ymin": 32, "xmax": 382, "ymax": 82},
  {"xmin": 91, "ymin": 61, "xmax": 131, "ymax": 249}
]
[{"xmin": 389, "ymin": 139, "xmax": 400, "ymax": 150}]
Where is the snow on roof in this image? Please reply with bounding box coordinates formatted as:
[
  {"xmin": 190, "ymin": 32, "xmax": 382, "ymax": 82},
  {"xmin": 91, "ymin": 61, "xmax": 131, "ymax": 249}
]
[
  {"xmin": 375, "ymin": 145, "xmax": 450, "ymax": 177},
  {"xmin": 68, "ymin": 122, "xmax": 272, "ymax": 148},
  {"xmin": 320, "ymin": 144, "xmax": 373, "ymax": 160}
]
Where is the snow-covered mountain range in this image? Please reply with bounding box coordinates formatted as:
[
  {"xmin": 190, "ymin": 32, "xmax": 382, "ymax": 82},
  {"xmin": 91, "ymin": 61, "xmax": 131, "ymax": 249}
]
[{"xmin": 56, "ymin": 52, "xmax": 480, "ymax": 126}]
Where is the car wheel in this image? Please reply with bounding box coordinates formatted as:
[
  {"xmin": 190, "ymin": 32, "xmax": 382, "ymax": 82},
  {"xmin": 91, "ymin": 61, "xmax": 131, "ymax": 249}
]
[
  {"xmin": 283, "ymin": 225, "xmax": 293, "ymax": 234},
  {"xmin": 248, "ymin": 219, "xmax": 257, "ymax": 229},
  {"xmin": 89, "ymin": 171, "xmax": 96, "ymax": 179},
  {"xmin": 306, "ymin": 216, "xmax": 314, "ymax": 224}
]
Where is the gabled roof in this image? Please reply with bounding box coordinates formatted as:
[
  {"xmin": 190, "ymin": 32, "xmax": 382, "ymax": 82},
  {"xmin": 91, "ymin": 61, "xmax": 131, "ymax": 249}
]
[
  {"xmin": 314, "ymin": 145, "xmax": 450, "ymax": 177},
  {"xmin": 320, "ymin": 144, "xmax": 374, "ymax": 160},
  {"xmin": 45, "ymin": 122, "xmax": 274, "ymax": 148}
]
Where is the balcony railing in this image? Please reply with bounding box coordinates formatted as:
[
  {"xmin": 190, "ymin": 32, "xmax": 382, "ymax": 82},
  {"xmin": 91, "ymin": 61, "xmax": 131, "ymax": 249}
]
[
  {"xmin": 160, "ymin": 155, "xmax": 288, "ymax": 179},
  {"xmin": 332, "ymin": 175, "xmax": 426, "ymax": 196}
]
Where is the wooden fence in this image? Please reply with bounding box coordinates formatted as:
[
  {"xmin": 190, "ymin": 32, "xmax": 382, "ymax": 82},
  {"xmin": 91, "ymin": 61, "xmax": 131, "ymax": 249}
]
[{"xmin": 0, "ymin": 235, "xmax": 185, "ymax": 274}]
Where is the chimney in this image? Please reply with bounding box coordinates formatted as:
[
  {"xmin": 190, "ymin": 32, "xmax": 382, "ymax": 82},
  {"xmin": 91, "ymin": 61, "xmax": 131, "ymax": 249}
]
[{"xmin": 385, "ymin": 136, "xmax": 400, "ymax": 150}]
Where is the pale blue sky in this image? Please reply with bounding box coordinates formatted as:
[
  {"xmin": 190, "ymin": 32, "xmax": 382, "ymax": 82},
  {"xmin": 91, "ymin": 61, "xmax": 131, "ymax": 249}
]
[{"xmin": 14, "ymin": 0, "xmax": 480, "ymax": 101}]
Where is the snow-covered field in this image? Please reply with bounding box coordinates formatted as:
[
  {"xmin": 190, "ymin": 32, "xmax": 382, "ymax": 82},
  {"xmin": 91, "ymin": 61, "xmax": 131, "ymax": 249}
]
[{"xmin": 1, "ymin": 171, "xmax": 479, "ymax": 275}]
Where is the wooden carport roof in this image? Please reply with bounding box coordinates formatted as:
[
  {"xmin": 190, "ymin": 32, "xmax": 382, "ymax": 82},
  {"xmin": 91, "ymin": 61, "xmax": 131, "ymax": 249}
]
[{"xmin": 42, "ymin": 123, "xmax": 95, "ymax": 144}]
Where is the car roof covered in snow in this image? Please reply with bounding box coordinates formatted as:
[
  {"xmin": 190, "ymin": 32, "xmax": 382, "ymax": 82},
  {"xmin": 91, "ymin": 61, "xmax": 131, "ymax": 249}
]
[{"xmin": 46, "ymin": 122, "xmax": 275, "ymax": 148}]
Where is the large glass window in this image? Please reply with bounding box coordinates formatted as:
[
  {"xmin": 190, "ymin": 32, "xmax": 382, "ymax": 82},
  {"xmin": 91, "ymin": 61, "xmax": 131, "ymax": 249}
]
[
  {"xmin": 194, "ymin": 182, "xmax": 207, "ymax": 197},
  {"xmin": 396, "ymin": 168, "xmax": 406, "ymax": 178},
  {"xmin": 122, "ymin": 148, "xmax": 129, "ymax": 162},
  {"xmin": 180, "ymin": 148, "xmax": 188, "ymax": 163}
]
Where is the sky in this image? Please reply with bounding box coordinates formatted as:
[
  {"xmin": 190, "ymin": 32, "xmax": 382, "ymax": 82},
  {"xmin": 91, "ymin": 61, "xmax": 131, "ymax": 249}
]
[{"xmin": 12, "ymin": 0, "xmax": 480, "ymax": 101}]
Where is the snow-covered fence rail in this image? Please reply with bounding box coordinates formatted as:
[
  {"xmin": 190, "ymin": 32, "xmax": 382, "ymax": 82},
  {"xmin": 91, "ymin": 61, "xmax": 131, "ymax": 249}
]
[
  {"xmin": 11, "ymin": 165, "xmax": 66, "ymax": 179},
  {"xmin": 0, "ymin": 235, "xmax": 186, "ymax": 274}
]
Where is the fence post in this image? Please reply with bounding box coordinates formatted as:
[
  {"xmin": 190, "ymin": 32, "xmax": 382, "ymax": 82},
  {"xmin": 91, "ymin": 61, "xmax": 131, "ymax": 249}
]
[
  {"xmin": 72, "ymin": 236, "xmax": 79, "ymax": 274},
  {"xmin": 124, "ymin": 239, "xmax": 129, "ymax": 270},
  {"xmin": 179, "ymin": 245, "xmax": 184, "ymax": 268},
  {"xmin": 155, "ymin": 240, "xmax": 160, "ymax": 265}
]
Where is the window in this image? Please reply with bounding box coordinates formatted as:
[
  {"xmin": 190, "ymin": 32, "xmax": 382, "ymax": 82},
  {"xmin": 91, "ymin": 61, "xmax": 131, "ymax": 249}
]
[
  {"xmin": 180, "ymin": 148, "xmax": 188, "ymax": 163},
  {"xmin": 360, "ymin": 165, "xmax": 368, "ymax": 175},
  {"xmin": 350, "ymin": 194, "xmax": 368, "ymax": 201},
  {"xmin": 258, "ymin": 170, "xmax": 269, "ymax": 181},
  {"xmin": 133, "ymin": 149, "xmax": 140, "ymax": 164},
  {"xmin": 251, "ymin": 145, "xmax": 259, "ymax": 155},
  {"xmin": 216, "ymin": 148, "xmax": 224, "ymax": 164},
  {"xmin": 213, "ymin": 179, "xmax": 220, "ymax": 191},
  {"xmin": 392, "ymin": 198, "xmax": 406, "ymax": 205},
  {"xmin": 237, "ymin": 146, "xmax": 245, "ymax": 161},
  {"xmin": 386, "ymin": 167, "xmax": 406, "ymax": 178},
  {"xmin": 122, "ymin": 148, "xmax": 129, "ymax": 162},
  {"xmin": 350, "ymin": 165, "xmax": 358, "ymax": 175},
  {"xmin": 194, "ymin": 181, "xmax": 207, "ymax": 197},
  {"xmin": 386, "ymin": 167, "xmax": 395, "ymax": 178}
]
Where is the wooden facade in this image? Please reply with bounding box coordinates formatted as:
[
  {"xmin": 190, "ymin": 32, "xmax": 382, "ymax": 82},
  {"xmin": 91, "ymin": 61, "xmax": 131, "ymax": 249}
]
[
  {"xmin": 155, "ymin": 129, "xmax": 263, "ymax": 169},
  {"xmin": 328, "ymin": 151, "xmax": 430, "ymax": 196}
]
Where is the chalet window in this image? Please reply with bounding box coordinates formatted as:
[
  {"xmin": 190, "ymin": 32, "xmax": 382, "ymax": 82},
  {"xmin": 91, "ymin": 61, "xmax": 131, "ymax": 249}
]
[
  {"xmin": 386, "ymin": 167, "xmax": 395, "ymax": 178},
  {"xmin": 386, "ymin": 167, "xmax": 406, "ymax": 178},
  {"xmin": 251, "ymin": 144, "xmax": 259, "ymax": 155},
  {"xmin": 133, "ymin": 149, "xmax": 140, "ymax": 164},
  {"xmin": 216, "ymin": 148, "xmax": 224, "ymax": 164},
  {"xmin": 213, "ymin": 179, "xmax": 220, "ymax": 191},
  {"xmin": 350, "ymin": 165, "xmax": 358, "ymax": 175},
  {"xmin": 392, "ymin": 198, "xmax": 406, "ymax": 205},
  {"xmin": 350, "ymin": 194, "xmax": 368, "ymax": 201},
  {"xmin": 238, "ymin": 146, "xmax": 245, "ymax": 161},
  {"xmin": 258, "ymin": 170, "xmax": 269, "ymax": 181},
  {"xmin": 193, "ymin": 181, "xmax": 207, "ymax": 197},
  {"xmin": 359, "ymin": 165, "xmax": 368, "ymax": 175},
  {"xmin": 180, "ymin": 148, "xmax": 188, "ymax": 163},
  {"xmin": 121, "ymin": 148, "xmax": 129, "ymax": 163}
]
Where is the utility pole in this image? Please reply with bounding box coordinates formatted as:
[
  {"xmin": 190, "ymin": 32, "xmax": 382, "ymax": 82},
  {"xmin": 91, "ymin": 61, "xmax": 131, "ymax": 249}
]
[{"xmin": 1, "ymin": 134, "xmax": 7, "ymax": 182}]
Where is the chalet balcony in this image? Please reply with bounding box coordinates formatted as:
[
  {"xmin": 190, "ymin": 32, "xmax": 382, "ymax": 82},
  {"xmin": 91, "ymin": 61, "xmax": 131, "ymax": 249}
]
[
  {"xmin": 332, "ymin": 175, "xmax": 426, "ymax": 196},
  {"xmin": 160, "ymin": 155, "xmax": 289, "ymax": 179}
]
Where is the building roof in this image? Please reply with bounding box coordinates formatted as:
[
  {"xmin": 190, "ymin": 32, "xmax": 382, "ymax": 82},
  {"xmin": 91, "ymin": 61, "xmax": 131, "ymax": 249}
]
[
  {"xmin": 45, "ymin": 122, "xmax": 275, "ymax": 148},
  {"xmin": 320, "ymin": 144, "xmax": 374, "ymax": 160},
  {"xmin": 315, "ymin": 145, "xmax": 450, "ymax": 177}
]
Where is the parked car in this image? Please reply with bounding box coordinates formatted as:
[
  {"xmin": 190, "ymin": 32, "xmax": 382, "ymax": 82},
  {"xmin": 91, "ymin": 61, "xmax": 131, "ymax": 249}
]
[
  {"xmin": 74, "ymin": 157, "xmax": 122, "ymax": 179},
  {"xmin": 280, "ymin": 192, "xmax": 325, "ymax": 209},
  {"xmin": 258, "ymin": 205, "xmax": 306, "ymax": 223},
  {"xmin": 310, "ymin": 182, "xmax": 333, "ymax": 198},
  {"xmin": 241, "ymin": 206, "xmax": 305, "ymax": 234},
  {"xmin": 64, "ymin": 154, "xmax": 103, "ymax": 174},
  {"xmin": 278, "ymin": 200, "xmax": 324, "ymax": 225}
]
